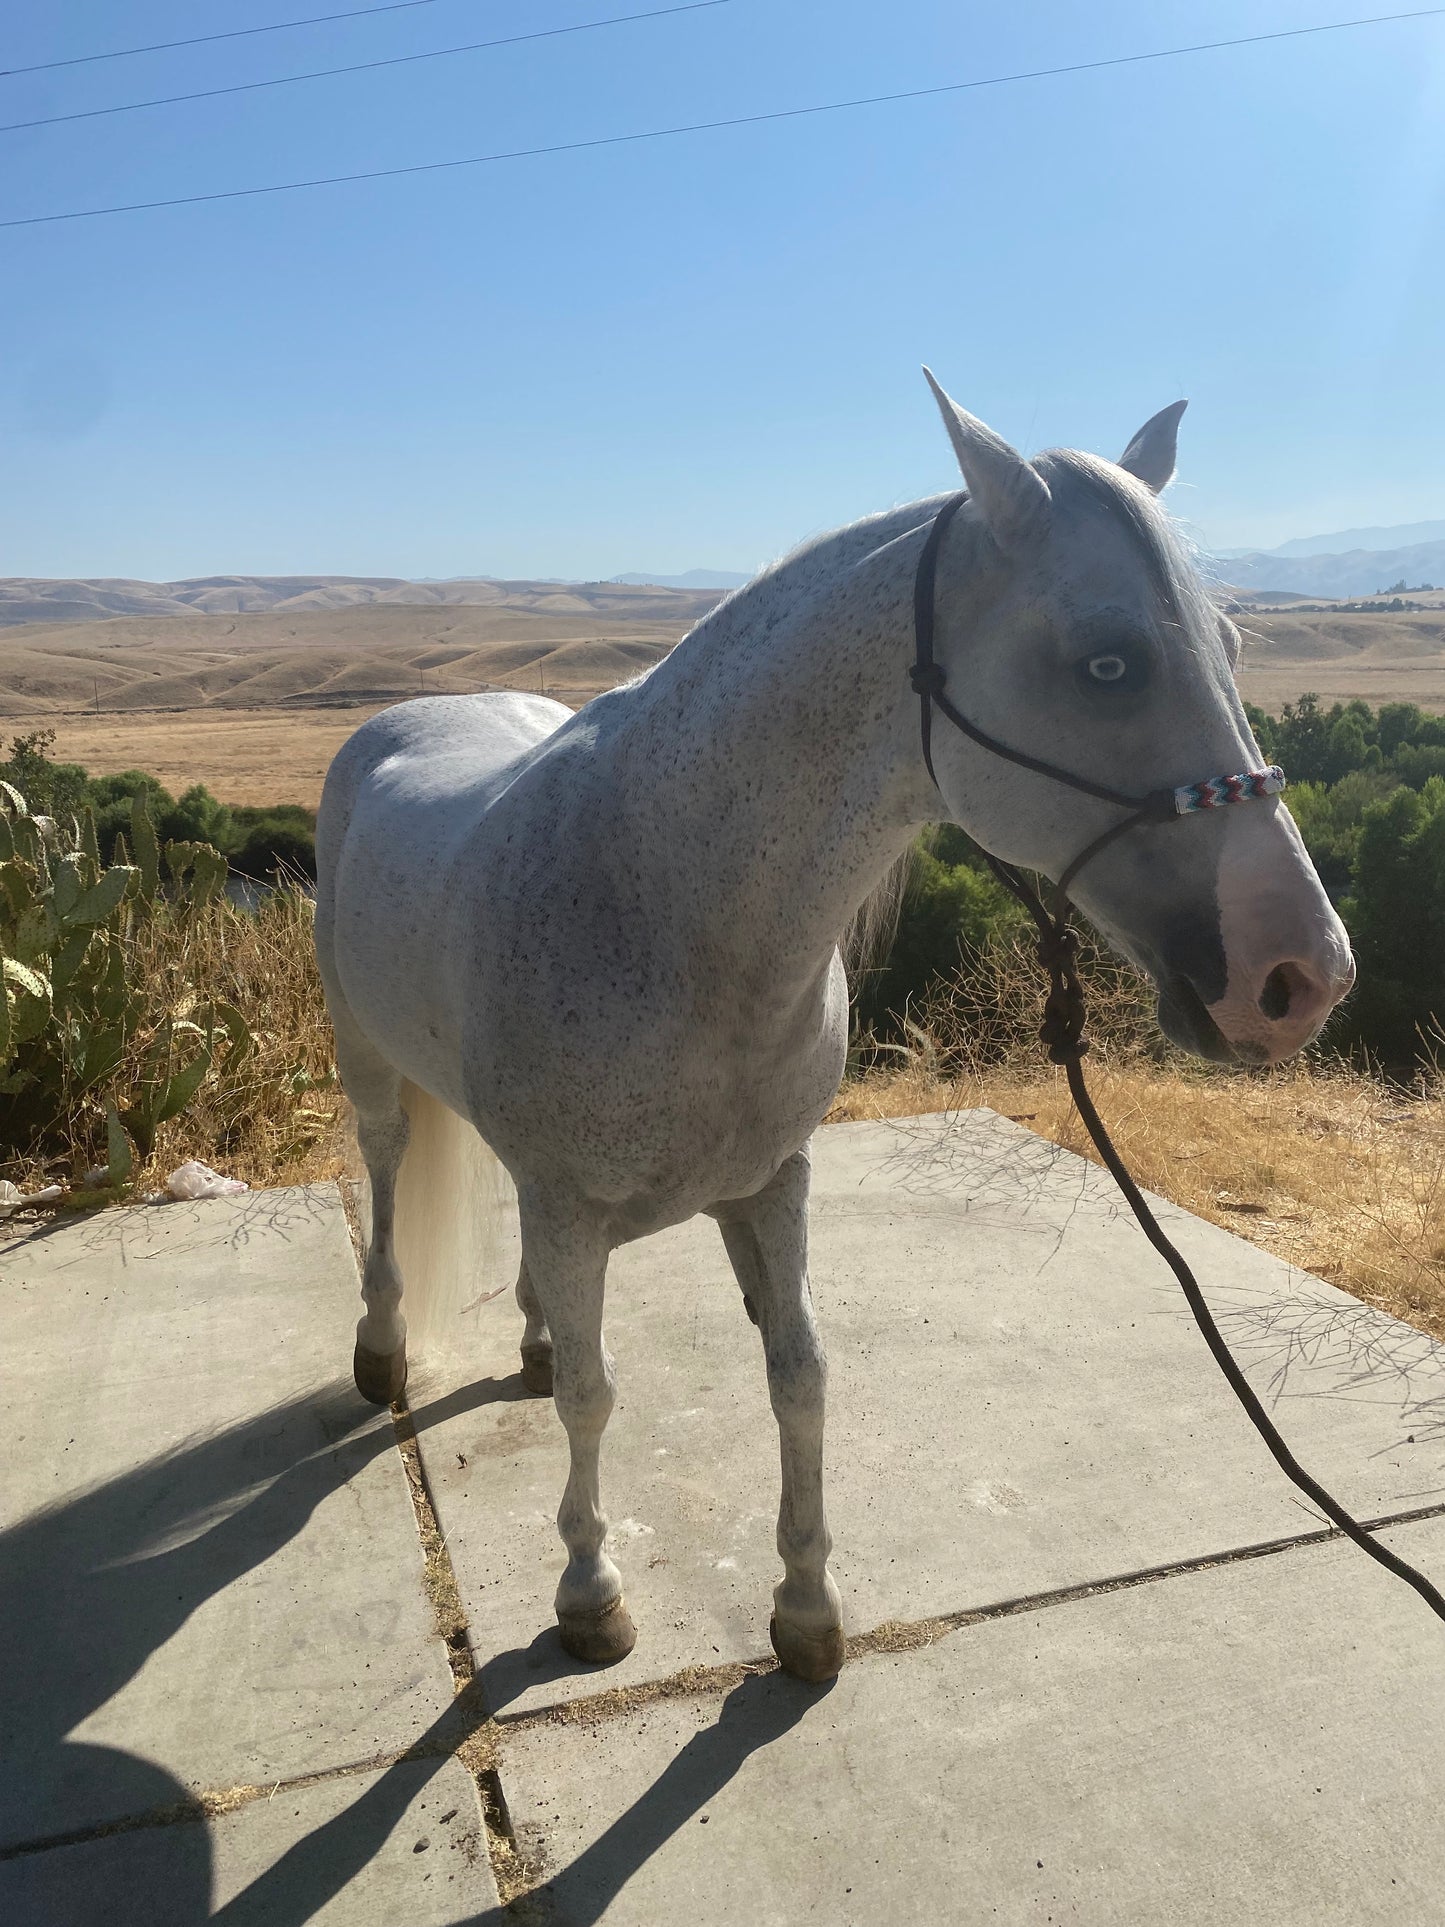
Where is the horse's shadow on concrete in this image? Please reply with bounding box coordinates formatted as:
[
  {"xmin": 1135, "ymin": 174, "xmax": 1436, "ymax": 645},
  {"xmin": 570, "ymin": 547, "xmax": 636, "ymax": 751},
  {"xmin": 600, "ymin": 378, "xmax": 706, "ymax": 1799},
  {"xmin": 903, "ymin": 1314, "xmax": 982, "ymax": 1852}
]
[
  {"xmin": 1, "ymin": 1372, "xmax": 819, "ymax": 1925},
  {"xmin": 212, "ymin": 1655, "xmax": 823, "ymax": 1927},
  {"xmin": 0, "ymin": 1375, "xmax": 496, "ymax": 1919}
]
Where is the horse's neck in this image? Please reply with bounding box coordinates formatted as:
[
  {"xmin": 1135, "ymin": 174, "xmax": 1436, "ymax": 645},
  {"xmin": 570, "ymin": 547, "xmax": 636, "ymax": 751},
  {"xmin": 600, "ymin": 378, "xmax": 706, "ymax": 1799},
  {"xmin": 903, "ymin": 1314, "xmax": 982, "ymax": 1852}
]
[{"xmin": 621, "ymin": 498, "xmax": 947, "ymax": 981}]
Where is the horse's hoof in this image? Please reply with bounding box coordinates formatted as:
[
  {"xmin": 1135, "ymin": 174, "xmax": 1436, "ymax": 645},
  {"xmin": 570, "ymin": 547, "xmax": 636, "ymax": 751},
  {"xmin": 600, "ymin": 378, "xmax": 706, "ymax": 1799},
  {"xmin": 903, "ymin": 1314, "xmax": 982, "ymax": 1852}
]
[
  {"xmin": 520, "ymin": 1343, "xmax": 553, "ymax": 1397},
  {"xmin": 353, "ymin": 1341, "xmax": 408, "ymax": 1405},
  {"xmin": 770, "ymin": 1614, "xmax": 845, "ymax": 1683},
  {"xmin": 557, "ymin": 1597, "xmax": 637, "ymax": 1666}
]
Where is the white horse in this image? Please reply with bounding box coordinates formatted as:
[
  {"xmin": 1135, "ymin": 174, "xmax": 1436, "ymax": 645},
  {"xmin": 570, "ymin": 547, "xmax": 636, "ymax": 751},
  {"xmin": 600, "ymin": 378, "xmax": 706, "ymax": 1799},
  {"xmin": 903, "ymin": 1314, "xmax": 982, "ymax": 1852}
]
[{"xmin": 314, "ymin": 375, "xmax": 1354, "ymax": 1682}]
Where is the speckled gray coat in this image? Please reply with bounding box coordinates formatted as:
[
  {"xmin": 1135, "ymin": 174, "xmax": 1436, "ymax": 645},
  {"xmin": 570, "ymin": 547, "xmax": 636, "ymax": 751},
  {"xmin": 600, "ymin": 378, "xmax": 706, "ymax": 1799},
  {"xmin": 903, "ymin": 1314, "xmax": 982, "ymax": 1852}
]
[{"xmin": 314, "ymin": 377, "xmax": 1352, "ymax": 1680}]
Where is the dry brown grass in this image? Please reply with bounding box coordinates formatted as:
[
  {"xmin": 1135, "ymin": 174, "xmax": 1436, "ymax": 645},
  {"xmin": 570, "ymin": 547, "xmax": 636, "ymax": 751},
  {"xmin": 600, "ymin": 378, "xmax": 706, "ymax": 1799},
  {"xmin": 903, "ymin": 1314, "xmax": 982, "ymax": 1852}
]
[
  {"xmin": 9, "ymin": 885, "xmax": 349, "ymax": 1200},
  {"xmin": 124, "ymin": 885, "xmax": 350, "ymax": 1193}
]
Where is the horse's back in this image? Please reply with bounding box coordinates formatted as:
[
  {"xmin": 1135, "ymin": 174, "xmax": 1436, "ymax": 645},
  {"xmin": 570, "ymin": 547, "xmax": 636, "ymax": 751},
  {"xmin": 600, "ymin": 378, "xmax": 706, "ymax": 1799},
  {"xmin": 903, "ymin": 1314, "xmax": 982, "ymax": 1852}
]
[{"xmin": 318, "ymin": 692, "xmax": 568, "ymax": 850}]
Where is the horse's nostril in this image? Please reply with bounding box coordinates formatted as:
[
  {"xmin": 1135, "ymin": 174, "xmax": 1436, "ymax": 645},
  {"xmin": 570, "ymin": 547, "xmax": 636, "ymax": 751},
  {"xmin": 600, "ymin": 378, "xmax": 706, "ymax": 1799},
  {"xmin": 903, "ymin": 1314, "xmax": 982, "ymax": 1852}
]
[{"xmin": 1259, "ymin": 963, "xmax": 1300, "ymax": 1022}]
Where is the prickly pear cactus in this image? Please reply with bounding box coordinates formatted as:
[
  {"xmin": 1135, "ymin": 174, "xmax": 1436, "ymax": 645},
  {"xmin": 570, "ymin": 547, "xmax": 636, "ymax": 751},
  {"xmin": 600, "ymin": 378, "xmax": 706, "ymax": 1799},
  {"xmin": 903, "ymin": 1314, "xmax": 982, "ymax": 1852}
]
[{"xmin": 0, "ymin": 785, "xmax": 252, "ymax": 1176}]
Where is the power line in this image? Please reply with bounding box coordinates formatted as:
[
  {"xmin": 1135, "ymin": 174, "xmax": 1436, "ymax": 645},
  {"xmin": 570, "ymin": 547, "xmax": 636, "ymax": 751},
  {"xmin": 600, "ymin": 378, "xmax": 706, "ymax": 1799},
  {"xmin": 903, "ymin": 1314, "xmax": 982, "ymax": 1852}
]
[
  {"xmin": 0, "ymin": 3, "xmax": 728, "ymax": 136},
  {"xmin": 3, "ymin": 7, "xmax": 1440, "ymax": 232},
  {"xmin": 2, "ymin": 1, "xmax": 455, "ymax": 79}
]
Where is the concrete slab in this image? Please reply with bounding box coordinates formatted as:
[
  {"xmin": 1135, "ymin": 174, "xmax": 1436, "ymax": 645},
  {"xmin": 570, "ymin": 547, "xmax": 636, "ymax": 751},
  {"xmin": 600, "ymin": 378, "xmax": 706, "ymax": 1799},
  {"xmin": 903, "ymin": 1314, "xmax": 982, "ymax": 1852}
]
[
  {"xmin": 498, "ymin": 1518, "xmax": 1445, "ymax": 1926},
  {"xmin": 0, "ymin": 1756, "xmax": 496, "ymax": 1926},
  {"xmin": 416, "ymin": 1113, "xmax": 1445, "ymax": 1713},
  {"xmin": 0, "ymin": 1187, "xmax": 455, "ymax": 1849}
]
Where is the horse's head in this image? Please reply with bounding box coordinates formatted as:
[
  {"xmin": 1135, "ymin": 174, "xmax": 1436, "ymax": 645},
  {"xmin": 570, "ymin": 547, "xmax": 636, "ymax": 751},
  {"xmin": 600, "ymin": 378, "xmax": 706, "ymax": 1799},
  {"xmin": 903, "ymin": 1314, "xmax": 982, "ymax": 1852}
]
[{"xmin": 919, "ymin": 372, "xmax": 1353, "ymax": 1065}]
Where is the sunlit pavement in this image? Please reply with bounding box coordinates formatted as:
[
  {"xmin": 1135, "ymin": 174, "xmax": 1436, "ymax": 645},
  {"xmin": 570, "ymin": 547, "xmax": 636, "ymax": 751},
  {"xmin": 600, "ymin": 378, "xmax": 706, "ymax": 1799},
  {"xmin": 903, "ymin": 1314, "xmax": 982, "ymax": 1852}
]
[{"xmin": 5, "ymin": 1114, "xmax": 1445, "ymax": 1923}]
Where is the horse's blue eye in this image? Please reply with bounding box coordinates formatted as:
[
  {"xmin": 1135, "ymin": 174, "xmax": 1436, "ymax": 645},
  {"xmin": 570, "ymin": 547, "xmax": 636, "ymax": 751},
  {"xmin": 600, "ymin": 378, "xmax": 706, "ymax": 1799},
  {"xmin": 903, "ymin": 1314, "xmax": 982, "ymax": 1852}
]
[{"xmin": 1088, "ymin": 654, "xmax": 1128, "ymax": 683}]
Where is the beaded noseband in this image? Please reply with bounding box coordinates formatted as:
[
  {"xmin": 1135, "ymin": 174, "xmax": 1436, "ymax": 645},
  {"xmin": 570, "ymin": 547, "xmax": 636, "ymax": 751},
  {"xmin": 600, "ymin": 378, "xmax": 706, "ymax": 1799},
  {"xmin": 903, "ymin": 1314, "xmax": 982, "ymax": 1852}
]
[{"xmin": 909, "ymin": 491, "xmax": 1285, "ymax": 903}]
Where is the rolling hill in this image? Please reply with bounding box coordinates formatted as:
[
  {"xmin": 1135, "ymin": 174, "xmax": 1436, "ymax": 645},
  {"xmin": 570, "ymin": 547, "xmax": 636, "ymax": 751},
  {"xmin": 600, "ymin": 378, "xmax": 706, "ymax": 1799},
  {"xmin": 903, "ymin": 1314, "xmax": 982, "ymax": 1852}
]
[{"xmin": 0, "ymin": 573, "xmax": 728, "ymax": 629}]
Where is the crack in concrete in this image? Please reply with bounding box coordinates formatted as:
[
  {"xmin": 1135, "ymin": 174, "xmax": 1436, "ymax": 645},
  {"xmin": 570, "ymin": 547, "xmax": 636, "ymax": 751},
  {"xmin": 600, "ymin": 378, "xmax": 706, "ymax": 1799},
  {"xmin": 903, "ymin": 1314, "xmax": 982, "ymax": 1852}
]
[
  {"xmin": 10, "ymin": 1490, "xmax": 1440, "ymax": 1872},
  {"xmin": 388, "ymin": 1391, "xmax": 543, "ymax": 1908}
]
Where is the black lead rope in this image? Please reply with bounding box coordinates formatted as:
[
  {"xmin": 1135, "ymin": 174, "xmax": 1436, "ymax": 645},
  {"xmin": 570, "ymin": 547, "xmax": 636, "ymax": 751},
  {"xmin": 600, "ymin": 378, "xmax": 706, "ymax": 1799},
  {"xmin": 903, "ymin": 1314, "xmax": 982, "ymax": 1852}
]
[{"xmin": 911, "ymin": 496, "xmax": 1445, "ymax": 1625}]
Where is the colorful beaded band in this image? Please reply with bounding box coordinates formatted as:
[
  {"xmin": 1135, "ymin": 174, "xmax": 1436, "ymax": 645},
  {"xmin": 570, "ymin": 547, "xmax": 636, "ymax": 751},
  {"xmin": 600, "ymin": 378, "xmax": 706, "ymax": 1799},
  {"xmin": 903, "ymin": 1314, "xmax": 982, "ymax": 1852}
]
[{"xmin": 1172, "ymin": 765, "xmax": 1286, "ymax": 815}]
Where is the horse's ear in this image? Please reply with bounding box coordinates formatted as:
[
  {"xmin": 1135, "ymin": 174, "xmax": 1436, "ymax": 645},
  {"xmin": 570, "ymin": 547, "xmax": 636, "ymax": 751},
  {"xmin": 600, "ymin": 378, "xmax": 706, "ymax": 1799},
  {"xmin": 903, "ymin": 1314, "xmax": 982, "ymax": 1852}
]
[
  {"xmin": 1117, "ymin": 400, "xmax": 1188, "ymax": 494},
  {"xmin": 922, "ymin": 368, "xmax": 1050, "ymax": 553}
]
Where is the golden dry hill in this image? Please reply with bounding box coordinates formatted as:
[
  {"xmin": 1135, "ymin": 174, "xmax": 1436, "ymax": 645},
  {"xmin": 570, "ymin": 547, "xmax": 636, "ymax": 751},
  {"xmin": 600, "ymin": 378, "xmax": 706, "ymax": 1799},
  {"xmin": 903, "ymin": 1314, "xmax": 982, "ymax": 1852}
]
[{"xmin": 1, "ymin": 580, "xmax": 1442, "ymax": 807}]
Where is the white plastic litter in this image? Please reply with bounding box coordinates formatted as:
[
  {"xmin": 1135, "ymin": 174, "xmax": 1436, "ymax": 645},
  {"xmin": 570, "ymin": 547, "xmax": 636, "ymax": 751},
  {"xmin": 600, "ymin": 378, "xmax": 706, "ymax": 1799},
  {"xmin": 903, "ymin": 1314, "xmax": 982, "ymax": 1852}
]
[
  {"xmin": 164, "ymin": 1161, "xmax": 249, "ymax": 1201},
  {"xmin": 0, "ymin": 1180, "xmax": 64, "ymax": 1219}
]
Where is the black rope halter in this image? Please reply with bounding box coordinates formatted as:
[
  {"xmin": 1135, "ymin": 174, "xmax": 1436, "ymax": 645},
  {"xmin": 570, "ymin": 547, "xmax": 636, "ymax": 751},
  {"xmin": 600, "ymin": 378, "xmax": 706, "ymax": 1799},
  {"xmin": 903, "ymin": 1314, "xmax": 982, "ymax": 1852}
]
[{"xmin": 910, "ymin": 490, "xmax": 1445, "ymax": 1627}]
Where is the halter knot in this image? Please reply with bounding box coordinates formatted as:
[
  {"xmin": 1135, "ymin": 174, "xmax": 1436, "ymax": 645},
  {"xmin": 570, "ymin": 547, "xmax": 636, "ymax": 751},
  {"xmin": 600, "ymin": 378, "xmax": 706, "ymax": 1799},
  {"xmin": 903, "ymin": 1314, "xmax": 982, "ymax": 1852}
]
[
  {"xmin": 1035, "ymin": 922, "xmax": 1089, "ymax": 1064},
  {"xmin": 1040, "ymin": 984, "xmax": 1089, "ymax": 1065},
  {"xmin": 1036, "ymin": 924, "xmax": 1078, "ymax": 972},
  {"xmin": 908, "ymin": 662, "xmax": 948, "ymax": 697}
]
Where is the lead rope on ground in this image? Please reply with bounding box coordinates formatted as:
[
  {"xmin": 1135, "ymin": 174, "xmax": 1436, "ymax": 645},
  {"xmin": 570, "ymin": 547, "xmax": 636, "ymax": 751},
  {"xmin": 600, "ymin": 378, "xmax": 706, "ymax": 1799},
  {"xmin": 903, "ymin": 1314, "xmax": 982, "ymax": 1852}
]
[{"xmin": 983, "ymin": 850, "xmax": 1445, "ymax": 1627}]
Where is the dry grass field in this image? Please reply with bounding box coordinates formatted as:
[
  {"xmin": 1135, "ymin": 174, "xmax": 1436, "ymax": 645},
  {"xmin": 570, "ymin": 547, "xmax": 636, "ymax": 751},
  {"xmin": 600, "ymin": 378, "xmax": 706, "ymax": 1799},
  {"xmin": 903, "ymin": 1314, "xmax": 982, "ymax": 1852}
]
[
  {"xmin": 1232, "ymin": 608, "xmax": 1445, "ymax": 712},
  {"xmin": 2, "ymin": 594, "xmax": 1442, "ymax": 807},
  {"xmin": 0, "ymin": 594, "xmax": 712, "ymax": 803}
]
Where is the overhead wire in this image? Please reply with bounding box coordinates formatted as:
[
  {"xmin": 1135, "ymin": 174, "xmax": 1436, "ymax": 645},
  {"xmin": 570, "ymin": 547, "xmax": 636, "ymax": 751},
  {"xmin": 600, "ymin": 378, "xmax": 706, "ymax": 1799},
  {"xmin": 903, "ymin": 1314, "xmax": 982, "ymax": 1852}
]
[
  {"xmin": 2, "ymin": 7, "xmax": 1441, "ymax": 231},
  {"xmin": 2, "ymin": 1, "xmax": 459, "ymax": 79},
  {"xmin": 0, "ymin": 3, "xmax": 730, "ymax": 136}
]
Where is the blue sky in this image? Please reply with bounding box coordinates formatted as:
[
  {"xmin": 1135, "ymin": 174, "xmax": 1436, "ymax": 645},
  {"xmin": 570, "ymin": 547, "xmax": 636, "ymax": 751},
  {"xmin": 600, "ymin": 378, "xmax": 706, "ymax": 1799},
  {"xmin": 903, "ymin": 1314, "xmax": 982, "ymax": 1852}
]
[{"xmin": 2, "ymin": 1, "xmax": 1443, "ymax": 579}]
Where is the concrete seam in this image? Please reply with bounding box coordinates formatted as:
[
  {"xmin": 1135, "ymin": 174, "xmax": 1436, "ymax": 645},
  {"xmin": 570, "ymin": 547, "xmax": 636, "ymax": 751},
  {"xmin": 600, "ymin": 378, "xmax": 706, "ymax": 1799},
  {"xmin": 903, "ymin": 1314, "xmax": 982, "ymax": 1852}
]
[
  {"xmin": 6, "ymin": 1494, "xmax": 1439, "ymax": 1868},
  {"xmin": 389, "ymin": 1392, "xmax": 543, "ymax": 1908},
  {"xmin": 489, "ymin": 1494, "xmax": 1445, "ymax": 1733}
]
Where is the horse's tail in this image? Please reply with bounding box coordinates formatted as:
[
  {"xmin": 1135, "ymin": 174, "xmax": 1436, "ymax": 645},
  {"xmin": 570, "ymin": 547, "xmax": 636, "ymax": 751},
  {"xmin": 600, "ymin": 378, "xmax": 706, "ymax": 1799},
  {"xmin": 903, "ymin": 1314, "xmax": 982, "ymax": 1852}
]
[{"xmin": 392, "ymin": 1079, "xmax": 512, "ymax": 1361}]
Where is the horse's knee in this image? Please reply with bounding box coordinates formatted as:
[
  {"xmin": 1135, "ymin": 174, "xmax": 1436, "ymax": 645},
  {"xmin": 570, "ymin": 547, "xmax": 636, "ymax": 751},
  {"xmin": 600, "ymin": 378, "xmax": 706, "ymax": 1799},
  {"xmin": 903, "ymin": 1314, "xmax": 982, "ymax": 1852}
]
[
  {"xmin": 553, "ymin": 1352, "xmax": 615, "ymax": 1435},
  {"xmin": 765, "ymin": 1333, "xmax": 826, "ymax": 1425}
]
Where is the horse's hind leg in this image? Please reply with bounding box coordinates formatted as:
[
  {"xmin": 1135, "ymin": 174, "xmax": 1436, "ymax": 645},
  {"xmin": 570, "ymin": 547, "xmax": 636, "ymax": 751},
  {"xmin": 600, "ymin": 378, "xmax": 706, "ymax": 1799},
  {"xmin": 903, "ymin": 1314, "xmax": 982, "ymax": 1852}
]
[
  {"xmin": 330, "ymin": 1003, "xmax": 411, "ymax": 1404},
  {"xmin": 713, "ymin": 1147, "xmax": 844, "ymax": 1683},
  {"xmin": 518, "ymin": 1192, "xmax": 635, "ymax": 1665},
  {"xmin": 515, "ymin": 1260, "xmax": 554, "ymax": 1396}
]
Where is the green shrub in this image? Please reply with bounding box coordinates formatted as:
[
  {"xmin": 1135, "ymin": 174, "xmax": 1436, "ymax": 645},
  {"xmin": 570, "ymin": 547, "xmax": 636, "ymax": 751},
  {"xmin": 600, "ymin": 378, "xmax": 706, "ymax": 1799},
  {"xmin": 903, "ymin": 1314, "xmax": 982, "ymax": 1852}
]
[{"xmin": 853, "ymin": 828, "xmax": 1026, "ymax": 1037}]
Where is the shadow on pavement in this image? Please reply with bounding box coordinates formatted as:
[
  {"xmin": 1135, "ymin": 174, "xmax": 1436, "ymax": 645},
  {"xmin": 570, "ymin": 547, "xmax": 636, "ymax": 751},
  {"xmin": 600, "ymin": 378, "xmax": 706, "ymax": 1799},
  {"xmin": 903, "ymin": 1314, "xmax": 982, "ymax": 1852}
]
[
  {"xmin": 3, "ymin": 1358, "xmax": 828, "ymax": 1924},
  {"xmin": 210, "ymin": 1655, "xmax": 827, "ymax": 1927},
  {"xmin": 0, "ymin": 1374, "xmax": 524, "ymax": 1920}
]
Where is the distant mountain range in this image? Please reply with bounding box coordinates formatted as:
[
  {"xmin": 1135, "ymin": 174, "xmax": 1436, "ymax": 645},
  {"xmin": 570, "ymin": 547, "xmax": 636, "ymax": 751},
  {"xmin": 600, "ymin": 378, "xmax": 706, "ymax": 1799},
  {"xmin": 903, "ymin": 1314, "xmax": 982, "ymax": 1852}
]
[
  {"xmin": 610, "ymin": 569, "xmax": 750, "ymax": 590},
  {"xmin": 5, "ymin": 520, "xmax": 1443, "ymax": 626},
  {"xmin": 1217, "ymin": 519, "xmax": 1445, "ymax": 560},
  {"xmin": 1213, "ymin": 528, "xmax": 1445, "ymax": 599}
]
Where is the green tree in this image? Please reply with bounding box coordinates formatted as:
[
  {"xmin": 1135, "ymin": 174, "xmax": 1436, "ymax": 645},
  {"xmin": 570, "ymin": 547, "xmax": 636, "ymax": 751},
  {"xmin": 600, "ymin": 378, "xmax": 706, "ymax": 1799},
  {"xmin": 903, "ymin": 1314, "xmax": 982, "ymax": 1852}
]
[
  {"xmin": 1342, "ymin": 778, "xmax": 1445, "ymax": 1065},
  {"xmin": 0, "ymin": 730, "xmax": 89, "ymax": 822},
  {"xmin": 853, "ymin": 833, "xmax": 1024, "ymax": 1035}
]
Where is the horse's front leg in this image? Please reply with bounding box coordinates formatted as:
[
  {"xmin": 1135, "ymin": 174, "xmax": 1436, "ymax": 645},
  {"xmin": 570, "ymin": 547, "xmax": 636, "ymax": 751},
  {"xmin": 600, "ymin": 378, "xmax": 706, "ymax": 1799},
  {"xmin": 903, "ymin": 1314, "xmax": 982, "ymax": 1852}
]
[
  {"xmin": 518, "ymin": 1193, "xmax": 636, "ymax": 1665},
  {"xmin": 713, "ymin": 1147, "xmax": 844, "ymax": 1683}
]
